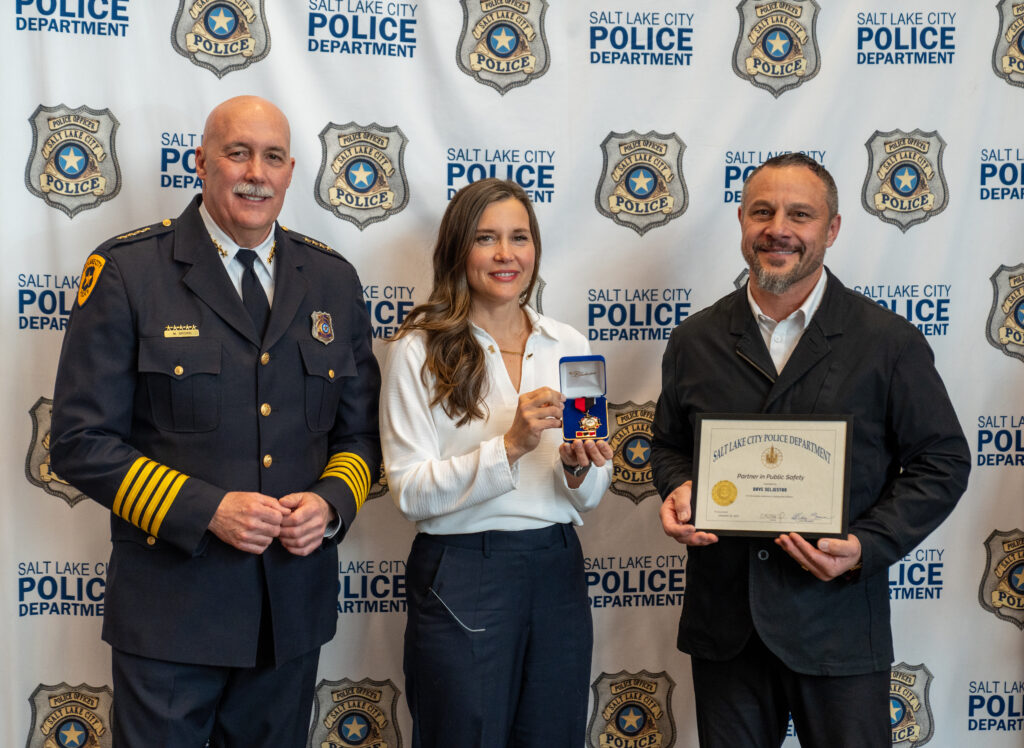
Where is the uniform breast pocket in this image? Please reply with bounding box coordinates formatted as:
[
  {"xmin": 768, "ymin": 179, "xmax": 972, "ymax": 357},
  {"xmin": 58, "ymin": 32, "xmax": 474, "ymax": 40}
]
[
  {"xmin": 299, "ymin": 338, "xmax": 356, "ymax": 432},
  {"xmin": 138, "ymin": 338, "xmax": 221, "ymax": 433}
]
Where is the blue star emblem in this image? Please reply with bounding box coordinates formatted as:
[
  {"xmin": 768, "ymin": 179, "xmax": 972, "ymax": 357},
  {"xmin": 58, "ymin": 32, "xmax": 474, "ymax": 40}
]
[
  {"xmin": 206, "ymin": 5, "xmax": 237, "ymax": 37},
  {"xmin": 764, "ymin": 30, "xmax": 791, "ymax": 59},
  {"xmin": 892, "ymin": 166, "xmax": 919, "ymax": 195},
  {"xmin": 489, "ymin": 24, "xmax": 518, "ymax": 56},
  {"xmin": 57, "ymin": 719, "xmax": 87, "ymax": 747},
  {"xmin": 890, "ymin": 697, "xmax": 905, "ymax": 725},
  {"xmin": 626, "ymin": 437, "xmax": 650, "ymax": 466},
  {"xmin": 57, "ymin": 145, "xmax": 87, "ymax": 177},
  {"xmin": 617, "ymin": 705, "xmax": 645, "ymax": 734},
  {"xmin": 627, "ymin": 167, "xmax": 655, "ymax": 198},
  {"xmin": 1011, "ymin": 563, "xmax": 1024, "ymax": 593},
  {"xmin": 341, "ymin": 713, "xmax": 369, "ymax": 741},
  {"xmin": 347, "ymin": 160, "xmax": 377, "ymax": 191}
]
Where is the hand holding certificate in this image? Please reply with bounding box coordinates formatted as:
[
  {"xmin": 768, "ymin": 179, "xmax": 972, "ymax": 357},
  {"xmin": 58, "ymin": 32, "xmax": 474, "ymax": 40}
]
[{"xmin": 692, "ymin": 414, "xmax": 852, "ymax": 538}]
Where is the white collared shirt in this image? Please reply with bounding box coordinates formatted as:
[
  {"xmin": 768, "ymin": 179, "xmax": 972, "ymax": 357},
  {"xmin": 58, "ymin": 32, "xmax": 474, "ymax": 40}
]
[
  {"xmin": 380, "ymin": 306, "xmax": 612, "ymax": 535},
  {"xmin": 199, "ymin": 201, "xmax": 276, "ymax": 306},
  {"xmin": 746, "ymin": 270, "xmax": 828, "ymax": 374}
]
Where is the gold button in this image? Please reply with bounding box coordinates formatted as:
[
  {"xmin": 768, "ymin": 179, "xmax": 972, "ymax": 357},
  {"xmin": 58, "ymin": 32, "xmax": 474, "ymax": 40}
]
[
  {"xmin": 260, "ymin": 403, "xmax": 271, "ymax": 416},
  {"xmin": 260, "ymin": 352, "xmax": 270, "ymax": 365},
  {"xmin": 328, "ymin": 369, "xmax": 335, "ymax": 379},
  {"xmin": 146, "ymin": 536, "xmax": 156, "ymax": 545},
  {"xmin": 263, "ymin": 454, "xmax": 273, "ymax": 468},
  {"xmin": 174, "ymin": 365, "xmax": 184, "ymax": 376},
  {"xmin": 162, "ymin": 219, "xmax": 171, "ymax": 227}
]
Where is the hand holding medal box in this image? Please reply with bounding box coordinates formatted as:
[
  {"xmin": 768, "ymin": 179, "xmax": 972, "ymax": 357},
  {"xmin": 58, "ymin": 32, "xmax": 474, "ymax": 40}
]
[{"xmin": 559, "ymin": 355, "xmax": 609, "ymax": 441}]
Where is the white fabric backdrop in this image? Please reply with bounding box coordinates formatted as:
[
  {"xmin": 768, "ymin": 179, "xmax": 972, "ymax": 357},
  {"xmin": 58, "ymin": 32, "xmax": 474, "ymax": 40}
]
[{"xmin": 3, "ymin": 2, "xmax": 1023, "ymax": 746}]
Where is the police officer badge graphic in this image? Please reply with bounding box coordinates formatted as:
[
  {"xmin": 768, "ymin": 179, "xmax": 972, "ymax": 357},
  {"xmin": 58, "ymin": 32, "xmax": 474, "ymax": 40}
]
[
  {"xmin": 993, "ymin": 0, "xmax": 1024, "ymax": 88},
  {"xmin": 171, "ymin": 0, "xmax": 271, "ymax": 77},
  {"xmin": 608, "ymin": 401, "xmax": 658, "ymax": 505},
  {"xmin": 25, "ymin": 104, "xmax": 120, "ymax": 218},
  {"xmin": 26, "ymin": 683, "xmax": 112, "ymax": 748},
  {"xmin": 366, "ymin": 464, "xmax": 390, "ymax": 502},
  {"xmin": 596, "ymin": 131, "xmax": 687, "ymax": 236},
  {"xmin": 457, "ymin": 0, "xmax": 550, "ymax": 94},
  {"xmin": 315, "ymin": 123, "xmax": 410, "ymax": 231},
  {"xmin": 733, "ymin": 0, "xmax": 821, "ymax": 97},
  {"xmin": 26, "ymin": 397, "xmax": 87, "ymax": 507},
  {"xmin": 588, "ymin": 670, "xmax": 676, "ymax": 748},
  {"xmin": 307, "ymin": 677, "xmax": 402, "ymax": 748},
  {"xmin": 890, "ymin": 663, "xmax": 935, "ymax": 747},
  {"xmin": 862, "ymin": 129, "xmax": 948, "ymax": 232},
  {"xmin": 987, "ymin": 264, "xmax": 1024, "ymax": 362},
  {"xmin": 979, "ymin": 529, "xmax": 1024, "ymax": 629}
]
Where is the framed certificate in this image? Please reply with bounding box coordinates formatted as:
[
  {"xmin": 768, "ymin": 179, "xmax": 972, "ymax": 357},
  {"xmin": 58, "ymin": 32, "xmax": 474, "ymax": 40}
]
[{"xmin": 692, "ymin": 414, "xmax": 852, "ymax": 538}]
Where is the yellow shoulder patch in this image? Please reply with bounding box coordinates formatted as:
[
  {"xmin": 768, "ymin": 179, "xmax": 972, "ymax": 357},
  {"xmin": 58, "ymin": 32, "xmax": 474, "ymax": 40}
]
[{"xmin": 78, "ymin": 255, "xmax": 106, "ymax": 307}]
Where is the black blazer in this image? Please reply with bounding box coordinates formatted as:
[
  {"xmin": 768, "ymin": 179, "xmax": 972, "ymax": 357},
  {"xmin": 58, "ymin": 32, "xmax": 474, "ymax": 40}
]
[
  {"xmin": 651, "ymin": 270, "xmax": 969, "ymax": 675},
  {"xmin": 51, "ymin": 196, "xmax": 381, "ymax": 667}
]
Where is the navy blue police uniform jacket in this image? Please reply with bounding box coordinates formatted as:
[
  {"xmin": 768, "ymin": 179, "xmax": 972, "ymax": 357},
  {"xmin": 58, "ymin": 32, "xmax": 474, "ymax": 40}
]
[
  {"xmin": 51, "ymin": 196, "xmax": 381, "ymax": 668},
  {"xmin": 650, "ymin": 269, "xmax": 970, "ymax": 676}
]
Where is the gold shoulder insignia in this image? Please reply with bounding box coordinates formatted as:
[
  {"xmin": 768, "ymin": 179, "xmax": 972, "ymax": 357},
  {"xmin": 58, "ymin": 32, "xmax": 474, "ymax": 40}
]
[
  {"xmin": 110, "ymin": 219, "xmax": 174, "ymax": 245},
  {"xmin": 78, "ymin": 255, "xmax": 106, "ymax": 307},
  {"xmin": 290, "ymin": 230, "xmax": 337, "ymax": 256}
]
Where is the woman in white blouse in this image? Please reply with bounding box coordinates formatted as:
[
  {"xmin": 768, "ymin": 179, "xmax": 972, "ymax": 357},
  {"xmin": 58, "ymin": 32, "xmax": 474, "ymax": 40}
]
[{"xmin": 380, "ymin": 179, "xmax": 613, "ymax": 747}]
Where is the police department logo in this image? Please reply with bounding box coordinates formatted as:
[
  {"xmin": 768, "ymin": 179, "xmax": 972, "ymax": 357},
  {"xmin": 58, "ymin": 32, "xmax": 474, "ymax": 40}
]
[
  {"xmin": 25, "ymin": 105, "xmax": 120, "ymax": 218},
  {"xmin": 608, "ymin": 401, "xmax": 658, "ymax": 505},
  {"xmin": 315, "ymin": 123, "xmax": 410, "ymax": 231},
  {"xmin": 457, "ymin": 0, "xmax": 550, "ymax": 94},
  {"xmin": 987, "ymin": 264, "xmax": 1024, "ymax": 362},
  {"xmin": 596, "ymin": 131, "xmax": 687, "ymax": 236},
  {"xmin": 26, "ymin": 397, "xmax": 87, "ymax": 507},
  {"xmin": 862, "ymin": 129, "xmax": 948, "ymax": 233},
  {"xmin": 993, "ymin": 1, "xmax": 1024, "ymax": 87},
  {"xmin": 979, "ymin": 529, "xmax": 1024, "ymax": 629},
  {"xmin": 890, "ymin": 663, "xmax": 935, "ymax": 747},
  {"xmin": 26, "ymin": 683, "xmax": 112, "ymax": 748},
  {"xmin": 588, "ymin": 670, "xmax": 676, "ymax": 748},
  {"xmin": 367, "ymin": 464, "xmax": 389, "ymax": 502},
  {"xmin": 733, "ymin": 0, "xmax": 821, "ymax": 97},
  {"xmin": 171, "ymin": 0, "xmax": 271, "ymax": 77},
  {"xmin": 307, "ymin": 677, "xmax": 402, "ymax": 748}
]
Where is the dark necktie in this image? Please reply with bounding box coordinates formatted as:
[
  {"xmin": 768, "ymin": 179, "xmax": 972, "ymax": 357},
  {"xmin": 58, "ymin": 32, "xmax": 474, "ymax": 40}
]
[{"xmin": 236, "ymin": 248, "xmax": 269, "ymax": 339}]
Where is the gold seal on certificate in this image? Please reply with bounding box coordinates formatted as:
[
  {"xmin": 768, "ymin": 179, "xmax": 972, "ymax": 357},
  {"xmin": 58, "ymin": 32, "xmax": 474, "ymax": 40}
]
[
  {"xmin": 711, "ymin": 480, "xmax": 737, "ymax": 506},
  {"xmin": 693, "ymin": 414, "xmax": 852, "ymax": 538}
]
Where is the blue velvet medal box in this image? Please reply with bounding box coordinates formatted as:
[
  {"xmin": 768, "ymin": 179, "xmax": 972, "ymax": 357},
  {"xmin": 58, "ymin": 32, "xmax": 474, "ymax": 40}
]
[{"xmin": 559, "ymin": 355, "xmax": 609, "ymax": 441}]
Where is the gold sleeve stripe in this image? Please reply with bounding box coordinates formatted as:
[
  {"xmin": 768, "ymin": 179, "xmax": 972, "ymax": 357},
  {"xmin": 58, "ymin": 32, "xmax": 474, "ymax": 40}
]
[
  {"xmin": 320, "ymin": 452, "xmax": 371, "ymax": 512},
  {"xmin": 113, "ymin": 457, "xmax": 148, "ymax": 516},
  {"xmin": 112, "ymin": 457, "xmax": 189, "ymax": 536},
  {"xmin": 119, "ymin": 460, "xmax": 159, "ymax": 523},
  {"xmin": 149, "ymin": 473, "xmax": 187, "ymax": 537}
]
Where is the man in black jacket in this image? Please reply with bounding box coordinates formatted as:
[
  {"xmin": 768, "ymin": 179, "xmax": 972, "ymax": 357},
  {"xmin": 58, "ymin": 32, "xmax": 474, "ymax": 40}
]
[
  {"xmin": 51, "ymin": 96, "xmax": 381, "ymax": 747},
  {"xmin": 652, "ymin": 153, "xmax": 969, "ymax": 747}
]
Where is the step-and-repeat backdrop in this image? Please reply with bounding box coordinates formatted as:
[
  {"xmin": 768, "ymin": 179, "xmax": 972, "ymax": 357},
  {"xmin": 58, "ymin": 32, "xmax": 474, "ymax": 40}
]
[{"xmin": 3, "ymin": 2, "xmax": 1023, "ymax": 746}]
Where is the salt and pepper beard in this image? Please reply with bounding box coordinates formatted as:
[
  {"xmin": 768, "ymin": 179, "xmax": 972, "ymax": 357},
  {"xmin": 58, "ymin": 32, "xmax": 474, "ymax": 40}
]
[{"xmin": 748, "ymin": 241, "xmax": 822, "ymax": 296}]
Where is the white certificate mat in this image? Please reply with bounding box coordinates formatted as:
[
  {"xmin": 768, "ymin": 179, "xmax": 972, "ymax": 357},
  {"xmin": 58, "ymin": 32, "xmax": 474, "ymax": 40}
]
[{"xmin": 693, "ymin": 414, "xmax": 852, "ymax": 538}]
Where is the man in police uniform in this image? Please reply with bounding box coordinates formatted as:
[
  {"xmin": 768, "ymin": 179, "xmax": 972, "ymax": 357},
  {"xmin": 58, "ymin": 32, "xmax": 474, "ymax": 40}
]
[
  {"xmin": 51, "ymin": 96, "xmax": 381, "ymax": 747},
  {"xmin": 651, "ymin": 154, "xmax": 969, "ymax": 747}
]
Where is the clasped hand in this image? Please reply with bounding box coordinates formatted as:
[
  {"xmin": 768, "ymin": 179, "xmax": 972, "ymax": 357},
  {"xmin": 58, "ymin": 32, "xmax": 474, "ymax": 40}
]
[
  {"xmin": 659, "ymin": 481, "xmax": 862, "ymax": 581},
  {"xmin": 208, "ymin": 491, "xmax": 334, "ymax": 556}
]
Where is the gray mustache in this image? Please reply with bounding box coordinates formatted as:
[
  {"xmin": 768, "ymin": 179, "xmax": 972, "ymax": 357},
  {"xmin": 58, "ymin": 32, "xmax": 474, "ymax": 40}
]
[{"xmin": 233, "ymin": 183, "xmax": 275, "ymax": 198}]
